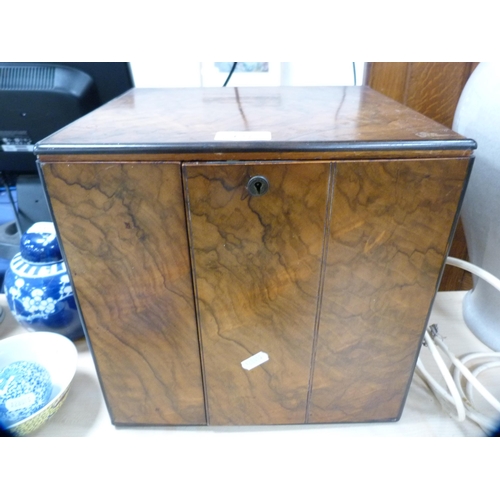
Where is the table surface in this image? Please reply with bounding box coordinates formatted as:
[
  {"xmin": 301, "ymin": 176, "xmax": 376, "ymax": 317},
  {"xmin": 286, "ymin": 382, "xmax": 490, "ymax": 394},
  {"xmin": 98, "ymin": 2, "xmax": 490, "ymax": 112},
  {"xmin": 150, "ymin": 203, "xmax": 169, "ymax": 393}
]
[{"xmin": 1, "ymin": 291, "xmax": 497, "ymax": 437}]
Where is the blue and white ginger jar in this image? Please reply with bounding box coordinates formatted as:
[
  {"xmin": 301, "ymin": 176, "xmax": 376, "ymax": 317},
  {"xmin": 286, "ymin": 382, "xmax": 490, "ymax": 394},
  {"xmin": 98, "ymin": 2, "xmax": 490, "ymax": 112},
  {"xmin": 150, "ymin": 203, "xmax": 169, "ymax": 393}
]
[{"xmin": 4, "ymin": 222, "xmax": 83, "ymax": 340}]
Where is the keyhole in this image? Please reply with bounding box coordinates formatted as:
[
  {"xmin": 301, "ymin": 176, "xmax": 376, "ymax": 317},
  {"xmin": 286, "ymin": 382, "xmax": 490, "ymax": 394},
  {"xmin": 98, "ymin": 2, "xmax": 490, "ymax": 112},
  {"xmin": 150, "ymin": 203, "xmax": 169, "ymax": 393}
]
[{"xmin": 247, "ymin": 176, "xmax": 269, "ymax": 197}]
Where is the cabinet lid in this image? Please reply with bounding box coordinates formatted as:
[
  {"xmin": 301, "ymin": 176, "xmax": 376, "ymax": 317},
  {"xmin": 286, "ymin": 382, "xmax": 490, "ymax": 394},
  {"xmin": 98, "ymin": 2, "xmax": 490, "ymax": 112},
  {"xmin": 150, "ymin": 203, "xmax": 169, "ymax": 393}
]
[{"xmin": 35, "ymin": 86, "xmax": 476, "ymax": 156}]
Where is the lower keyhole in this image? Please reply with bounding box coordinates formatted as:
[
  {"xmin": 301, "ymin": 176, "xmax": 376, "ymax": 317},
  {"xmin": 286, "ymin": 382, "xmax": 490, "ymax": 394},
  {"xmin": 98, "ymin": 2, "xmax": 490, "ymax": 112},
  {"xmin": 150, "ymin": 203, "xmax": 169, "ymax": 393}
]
[{"xmin": 254, "ymin": 181, "xmax": 262, "ymax": 194}]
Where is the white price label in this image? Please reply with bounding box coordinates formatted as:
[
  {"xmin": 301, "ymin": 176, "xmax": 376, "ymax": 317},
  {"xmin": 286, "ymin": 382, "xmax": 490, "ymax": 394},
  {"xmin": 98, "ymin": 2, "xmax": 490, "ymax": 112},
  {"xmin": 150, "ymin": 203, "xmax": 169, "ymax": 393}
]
[{"xmin": 241, "ymin": 351, "xmax": 269, "ymax": 371}]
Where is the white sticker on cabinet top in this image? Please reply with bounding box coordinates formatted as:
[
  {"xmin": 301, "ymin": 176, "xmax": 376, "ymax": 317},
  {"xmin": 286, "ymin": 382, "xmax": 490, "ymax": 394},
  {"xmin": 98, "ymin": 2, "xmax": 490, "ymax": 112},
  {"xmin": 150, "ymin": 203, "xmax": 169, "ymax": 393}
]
[
  {"xmin": 214, "ymin": 131, "xmax": 272, "ymax": 141},
  {"xmin": 241, "ymin": 351, "xmax": 269, "ymax": 371}
]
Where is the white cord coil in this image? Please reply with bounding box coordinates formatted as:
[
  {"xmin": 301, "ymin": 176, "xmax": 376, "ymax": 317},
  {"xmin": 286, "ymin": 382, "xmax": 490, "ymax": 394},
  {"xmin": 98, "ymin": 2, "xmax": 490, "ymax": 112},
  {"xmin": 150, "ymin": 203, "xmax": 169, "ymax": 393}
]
[{"xmin": 415, "ymin": 257, "xmax": 500, "ymax": 434}]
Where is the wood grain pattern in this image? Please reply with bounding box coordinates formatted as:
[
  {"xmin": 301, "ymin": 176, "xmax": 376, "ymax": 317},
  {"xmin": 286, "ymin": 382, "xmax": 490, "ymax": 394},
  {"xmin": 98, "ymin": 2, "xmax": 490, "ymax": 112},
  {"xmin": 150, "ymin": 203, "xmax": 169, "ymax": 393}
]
[
  {"xmin": 184, "ymin": 162, "xmax": 330, "ymax": 424},
  {"xmin": 366, "ymin": 62, "xmax": 479, "ymax": 291},
  {"xmin": 439, "ymin": 218, "xmax": 471, "ymax": 290},
  {"xmin": 41, "ymin": 161, "xmax": 206, "ymax": 425},
  {"xmin": 37, "ymin": 148, "xmax": 473, "ymax": 165},
  {"xmin": 36, "ymin": 86, "xmax": 468, "ymax": 151},
  {"xmin": 309, "ymin": 158, "xmax": 471, "ymax": 423},
  {"xmin": 36, "ymin": 86, "xmax": 476, "ymax": 426},
  {"xmin": 403, "ymin": 63, "xmax": 477, "ymax": 290},
  {"xmin": 366, "ymin": 62, "xmax": 478, "ymax": 127},
  {"xmin": 365, "ymin": 62, "xmax": 410, "ymax": 103},
  {"xmin": 405, "ymin": 63, "xmax": 477, "ymax": 128}
]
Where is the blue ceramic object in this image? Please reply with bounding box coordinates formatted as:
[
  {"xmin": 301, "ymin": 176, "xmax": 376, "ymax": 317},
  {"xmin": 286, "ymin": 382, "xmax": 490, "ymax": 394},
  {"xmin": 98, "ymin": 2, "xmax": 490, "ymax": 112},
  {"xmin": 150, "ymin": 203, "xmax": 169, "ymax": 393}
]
[
  {"xmin": 0, "ymin": 360, "xmax": 52, "ymax": 426},
  {"xmin": 4, "ymin": 222, "xmax": 84, "ymax": 339}
]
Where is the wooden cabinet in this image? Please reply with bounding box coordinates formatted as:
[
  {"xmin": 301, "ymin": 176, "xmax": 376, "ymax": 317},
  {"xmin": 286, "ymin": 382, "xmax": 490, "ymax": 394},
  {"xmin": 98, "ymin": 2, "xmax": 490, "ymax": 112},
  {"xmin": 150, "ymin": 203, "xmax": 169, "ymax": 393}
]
[
  {"xmin": 365, "ymin": 62, "xmax": 480, "ymax": 291},
  {"xmin": 185, "ymin": 161, "xmax": 329, "ymax": 425},
  {"xmin": 41, "ymin": 161, "xmax": 206, "ymax": 425},
  {"xmin": 36, "ymin": 87, "xmax": 475, "ymax": 426}
]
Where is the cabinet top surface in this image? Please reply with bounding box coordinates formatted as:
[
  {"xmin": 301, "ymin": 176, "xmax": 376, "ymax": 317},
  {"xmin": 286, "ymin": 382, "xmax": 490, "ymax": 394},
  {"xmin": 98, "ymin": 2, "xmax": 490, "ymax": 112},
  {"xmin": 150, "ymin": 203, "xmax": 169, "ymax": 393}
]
[{"xmin": 36, "ymin": 86, "xmax": 474, "ymax": 155}]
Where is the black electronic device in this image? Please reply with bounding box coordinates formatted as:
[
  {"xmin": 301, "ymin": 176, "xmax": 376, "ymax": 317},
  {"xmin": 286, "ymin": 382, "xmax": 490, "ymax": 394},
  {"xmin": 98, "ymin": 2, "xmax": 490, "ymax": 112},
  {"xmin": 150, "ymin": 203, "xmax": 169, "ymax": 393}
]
[{"xmin": 0, "ymin": 62, "xmax": 134, "ymax": 174}]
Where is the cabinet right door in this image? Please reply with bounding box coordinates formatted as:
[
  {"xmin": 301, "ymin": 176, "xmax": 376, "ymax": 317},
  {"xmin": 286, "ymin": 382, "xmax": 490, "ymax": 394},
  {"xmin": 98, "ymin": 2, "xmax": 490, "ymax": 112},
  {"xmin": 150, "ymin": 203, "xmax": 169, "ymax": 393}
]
[{"xmin": 309, "ymin": 157, "xmax": 471, "ymax": 423}]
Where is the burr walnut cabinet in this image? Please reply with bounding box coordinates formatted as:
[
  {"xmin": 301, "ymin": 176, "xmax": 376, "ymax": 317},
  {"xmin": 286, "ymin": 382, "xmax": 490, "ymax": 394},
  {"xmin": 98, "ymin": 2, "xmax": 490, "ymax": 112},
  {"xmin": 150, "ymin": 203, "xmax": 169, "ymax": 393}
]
[{"xmin": 35, "ymin": 86, "xmax": 475, "ymax": 426}]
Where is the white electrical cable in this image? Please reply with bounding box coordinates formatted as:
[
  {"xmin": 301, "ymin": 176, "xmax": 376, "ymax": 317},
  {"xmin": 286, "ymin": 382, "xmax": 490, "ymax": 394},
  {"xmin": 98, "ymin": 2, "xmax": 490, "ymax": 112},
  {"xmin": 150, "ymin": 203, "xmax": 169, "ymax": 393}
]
[
  {"xmin": 415, "ymin": 359, "xmax": 456, "ymax": 406},
  {"xmin": 421, "ymin": 329, "xmax": 467, "ymax": 421},
  {"xmin": 415, "ymin": 256, "xmax": 500, "ymax": 434},
  {"xmin": 431, "ymin": 333, "xmax": 500, "ymax": 412},
  {"xmin": 467, "ymin": 360, "xmax": 500, "ymax": 406},
  {"xmin": 446, "ymin": 256, "xmax": 500, "ymax": 291},
  {"xmin": 415, "ymin": 358, "xmax": 487, "ymax": 429},
  {"xmin": 418, "ymin": 325, "xmax": 500, "ymax": 433}
]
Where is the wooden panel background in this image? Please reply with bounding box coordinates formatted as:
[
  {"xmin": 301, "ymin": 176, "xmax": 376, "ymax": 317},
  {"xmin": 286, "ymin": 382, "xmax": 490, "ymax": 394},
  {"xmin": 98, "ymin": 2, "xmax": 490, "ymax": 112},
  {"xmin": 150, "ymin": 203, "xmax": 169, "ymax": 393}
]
[
  {"xmin": 366, "ymin": 62, "xmax": 479, "ymax": 291},
  {"xmin": 41, "ymin": 162, "xmax": 206, "ymax": 425},
  {"xmin": 309, "ymin": 157, "xmax": 471, "ymax": 423},
  {"xmin": 366, "ymin": 63, "xmax": 478, "ymax": 128},
  {"xmin": 184, "ymin": 162, "xmax": 330, "ymax": 424}
]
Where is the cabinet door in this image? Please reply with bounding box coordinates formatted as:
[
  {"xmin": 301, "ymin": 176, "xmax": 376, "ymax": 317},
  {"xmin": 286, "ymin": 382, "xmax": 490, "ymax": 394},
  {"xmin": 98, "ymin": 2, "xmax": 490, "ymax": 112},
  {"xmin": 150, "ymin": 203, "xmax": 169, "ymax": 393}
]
[
  {"xmin": 184, "ymin": 162, "xmax": 330, "ymax": 424},
  {"xmin": 41, "ymin": 162, "xmax": 206, "ymax": 425},
  {"xmin": 309, "ymin": 157, "xmax": 471, "ymax": 423}
]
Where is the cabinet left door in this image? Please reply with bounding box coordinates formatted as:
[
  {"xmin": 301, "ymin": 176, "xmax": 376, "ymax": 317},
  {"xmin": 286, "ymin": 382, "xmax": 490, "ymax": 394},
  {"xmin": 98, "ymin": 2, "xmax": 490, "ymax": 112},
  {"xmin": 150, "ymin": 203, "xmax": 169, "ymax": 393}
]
[{"xmin": 40, "ymin": 161, "xmax": 206, "ymax": 425}]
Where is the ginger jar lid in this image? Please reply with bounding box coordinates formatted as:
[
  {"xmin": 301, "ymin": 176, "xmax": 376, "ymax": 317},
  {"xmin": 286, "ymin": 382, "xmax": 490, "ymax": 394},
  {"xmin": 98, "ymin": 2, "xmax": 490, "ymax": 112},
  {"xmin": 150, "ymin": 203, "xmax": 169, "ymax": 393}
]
[{"xmin": 19, "ymin": 222, "xmax": 62, "ymax": 264}]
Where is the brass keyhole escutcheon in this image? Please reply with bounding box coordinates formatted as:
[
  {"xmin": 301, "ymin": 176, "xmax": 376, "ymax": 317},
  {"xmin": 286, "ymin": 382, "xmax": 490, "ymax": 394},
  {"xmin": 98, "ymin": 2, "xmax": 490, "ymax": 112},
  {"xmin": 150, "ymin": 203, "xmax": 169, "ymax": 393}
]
[{"xmin": 247, "ymin": 175, "xmax": 269, "ymax": 197}]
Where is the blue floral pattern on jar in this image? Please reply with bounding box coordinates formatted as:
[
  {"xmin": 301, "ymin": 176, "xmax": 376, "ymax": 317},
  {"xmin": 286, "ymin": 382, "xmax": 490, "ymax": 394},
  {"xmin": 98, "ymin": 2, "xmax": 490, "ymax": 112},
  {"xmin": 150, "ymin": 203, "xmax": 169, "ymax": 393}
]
[{"xmin": 4, "ymin": 222, "xmax": 84, "ymax": 339}]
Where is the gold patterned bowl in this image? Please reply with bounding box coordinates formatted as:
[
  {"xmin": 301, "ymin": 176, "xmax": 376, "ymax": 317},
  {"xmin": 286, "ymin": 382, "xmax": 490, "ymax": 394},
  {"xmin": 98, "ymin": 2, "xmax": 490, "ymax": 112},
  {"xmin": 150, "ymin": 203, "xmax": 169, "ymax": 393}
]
[{"xmin": 0, "ymin": 332, "xmax": 77, "ymax": 436}]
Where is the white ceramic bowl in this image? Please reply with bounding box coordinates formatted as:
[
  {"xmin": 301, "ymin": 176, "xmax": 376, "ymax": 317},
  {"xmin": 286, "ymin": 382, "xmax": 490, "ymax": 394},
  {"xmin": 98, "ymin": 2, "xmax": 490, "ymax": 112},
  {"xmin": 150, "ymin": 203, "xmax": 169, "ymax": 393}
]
[{"xmin": 0, "ymin": 332, "xmax": 77, "ymax": 435}]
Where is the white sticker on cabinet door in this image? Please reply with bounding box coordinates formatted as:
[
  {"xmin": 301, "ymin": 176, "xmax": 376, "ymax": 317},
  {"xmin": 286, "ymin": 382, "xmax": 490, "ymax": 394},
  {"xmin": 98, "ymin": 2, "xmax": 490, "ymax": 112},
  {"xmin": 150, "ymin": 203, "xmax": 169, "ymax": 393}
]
[
  {"xmin": 214, "ymin": 131, "xmax": 272, "ymax": 141},
  {"xmin": 241, "ymin": 351, "xmax": 269, "ymax": 371}
]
